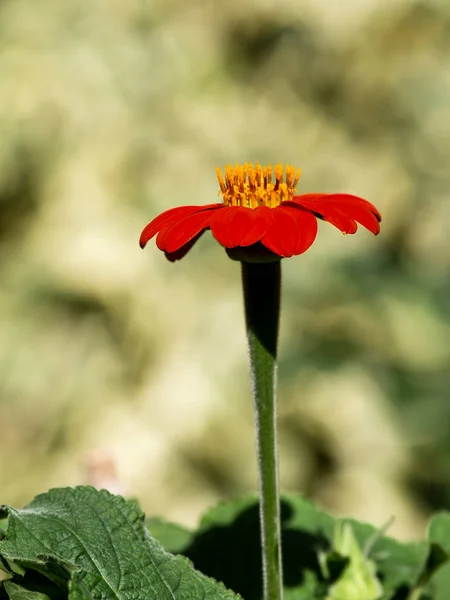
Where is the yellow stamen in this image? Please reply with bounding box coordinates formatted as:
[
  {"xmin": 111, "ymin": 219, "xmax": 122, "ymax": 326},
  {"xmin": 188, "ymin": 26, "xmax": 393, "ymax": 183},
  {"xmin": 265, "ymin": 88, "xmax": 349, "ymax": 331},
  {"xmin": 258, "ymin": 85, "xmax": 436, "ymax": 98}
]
[
  {"xmin": 216, "ymin": 167, "xmax": 227, "ymax": 193},
  {"xmin": 216, "ymin": 162, "xmax": 301, "ymax": 209}
]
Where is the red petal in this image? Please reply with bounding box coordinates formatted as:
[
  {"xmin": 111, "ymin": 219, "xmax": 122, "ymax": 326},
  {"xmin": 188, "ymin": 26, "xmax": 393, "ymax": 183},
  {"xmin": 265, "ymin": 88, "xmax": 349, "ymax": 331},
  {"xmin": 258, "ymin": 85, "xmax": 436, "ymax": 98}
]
[
  {"xmin": 294, "ymin": 193, "xmax": 380, "ymax": 220},
  {"xmin": 280, "ymin": 203, "xmax": 318, "ymax": 254},
  {"xmin": 330, "ymin": 199, "xmax": 380, "ymax": 235},
  {"xmin": 210, "ymin": 205, "xmax": 273, "ymax": 248},
  {"xmin": 261, "ymin": 206, "xmax": 300, "ymax": 257},
  {"xmin": 315, "ymin": 205, "xmax": 359, "ymax": 234},
  {"xmin": 329, "ymin": 194, "xmax": 382, "ymax": 222},
  {"xmin": 140, "ymin": 204, "xmax": 221, "ymax": 248},
  {"xmin": 159, "ymin": 206, "xmax": 221, "ymax": 253},
  {"xmin": 293, "ymin": 193, "xmax": 381, "ymax": 235},
  {"xmin": 209, "ymin": 206, "xmax": 234, "ymax": 247},
  {"xmin": 164, "ymin": 231, "xmax": 207, "ymax": 262}
]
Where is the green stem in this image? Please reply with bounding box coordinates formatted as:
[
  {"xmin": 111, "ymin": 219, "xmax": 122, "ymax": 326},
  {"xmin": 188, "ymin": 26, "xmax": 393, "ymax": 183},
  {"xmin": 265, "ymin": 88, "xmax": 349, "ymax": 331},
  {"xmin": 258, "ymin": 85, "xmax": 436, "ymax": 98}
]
[
  {"xmin": 407, "ymin": 587, "xmax": 422, "ymax": 600},
  {"xmin": 241, "ymin": 259, "xmax": 283, "ymax": 600},
  {"xmin": 406, "ymin": 587, "xmax": 423, "ymax": 600}
]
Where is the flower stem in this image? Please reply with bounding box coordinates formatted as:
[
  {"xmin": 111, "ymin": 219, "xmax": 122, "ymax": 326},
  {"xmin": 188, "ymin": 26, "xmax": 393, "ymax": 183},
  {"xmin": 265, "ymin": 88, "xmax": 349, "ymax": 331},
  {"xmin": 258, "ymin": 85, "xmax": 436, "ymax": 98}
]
[{"xmin": 241, "ymin": 259, "xmax": 283, "ymax": 600}]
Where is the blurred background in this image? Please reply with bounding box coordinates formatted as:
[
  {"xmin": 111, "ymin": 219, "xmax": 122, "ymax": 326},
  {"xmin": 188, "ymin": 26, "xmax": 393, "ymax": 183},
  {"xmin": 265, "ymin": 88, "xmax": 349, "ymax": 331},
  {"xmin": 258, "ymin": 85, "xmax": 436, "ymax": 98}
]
[{"xmin": 1, "ymin": 0, "xmax": 450, "ymax": 540}]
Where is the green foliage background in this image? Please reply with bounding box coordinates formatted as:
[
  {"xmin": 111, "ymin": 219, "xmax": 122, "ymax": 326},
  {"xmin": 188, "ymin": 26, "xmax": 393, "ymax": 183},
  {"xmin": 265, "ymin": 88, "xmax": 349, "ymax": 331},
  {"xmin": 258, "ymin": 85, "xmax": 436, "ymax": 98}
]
[{"xmin": 1, "ymin": 0, "xmax": 450, "ymax": 540}]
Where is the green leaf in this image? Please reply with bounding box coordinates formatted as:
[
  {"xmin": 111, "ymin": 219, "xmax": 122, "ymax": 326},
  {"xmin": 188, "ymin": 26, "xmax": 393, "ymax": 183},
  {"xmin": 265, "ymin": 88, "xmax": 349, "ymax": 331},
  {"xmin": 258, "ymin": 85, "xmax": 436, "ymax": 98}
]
[
  {"xmin": 167, "ymin": 493, "xmax": 431, "ymax": 600},
  {"xmin": 325, "ymin": 522, "xmax": 382, "ymax": 600},
  {"xmin": 424, "ymin": 512, "xmax": 450, "ymax": 599},
  {"xmin": 284, "ymin": 496, "xmax": 427, "ymax": 599},
  {"xmin": 3, "ymin": 581, "xmax": 51, "ymax": 600},
  {"xmin": 428, "ymin": 563, "xmax": 450, "ymax": 600},
  {"xmin": 414, "ymin": 542, "xmax": 448, "ymax": 589},
  {"xmin": 1, "ymin": 567, "xmax": 66, "ymax": 600},
  {"xmin": 180, "ymin": 495, "xmax": 266, "ymax": 600},
  {"xmin": 339, "ymin": 517, "xmax": 429, "ymax": 596},
  {"xmin": 173, "ymin": 494, "xmax": 332, "ymax": 600},
  {"xmin": 0, "ymin": 487, "xmax": 240, "ymax": 600},
  {"xmin": 146, "ymin": 518, "xmax": 193, "ymax": 554},
  {"xmin": 0, "ymin": 520, "xmax": 8, "ymax": 538},
  {"xmin": 428, "ymin": 513, "xmax": 450, "ymax": 555}
]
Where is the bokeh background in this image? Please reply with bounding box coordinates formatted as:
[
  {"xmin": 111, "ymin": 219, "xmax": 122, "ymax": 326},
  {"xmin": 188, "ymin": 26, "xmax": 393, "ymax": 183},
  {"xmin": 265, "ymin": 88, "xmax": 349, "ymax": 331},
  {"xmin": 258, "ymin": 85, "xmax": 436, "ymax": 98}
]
[{"xmin": 1, "ymin": 0, "xmax": 450, "ymax": 540}]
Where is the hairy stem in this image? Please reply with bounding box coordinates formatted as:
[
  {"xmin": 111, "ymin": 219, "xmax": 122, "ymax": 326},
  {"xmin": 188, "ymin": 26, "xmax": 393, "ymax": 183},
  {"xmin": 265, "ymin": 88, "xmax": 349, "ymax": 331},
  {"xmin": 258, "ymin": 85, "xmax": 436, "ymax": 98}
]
[{"xmin": 241, "ymin": 259, "xmax": 283, "ymax": 600}]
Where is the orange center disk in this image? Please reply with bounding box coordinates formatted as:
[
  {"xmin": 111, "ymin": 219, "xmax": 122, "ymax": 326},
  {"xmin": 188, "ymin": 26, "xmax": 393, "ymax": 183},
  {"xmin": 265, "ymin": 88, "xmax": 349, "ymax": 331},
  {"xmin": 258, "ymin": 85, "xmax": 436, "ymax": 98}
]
[{"xmin": 216, "ymin": 163, "xmax": 301, "ymax": 209}]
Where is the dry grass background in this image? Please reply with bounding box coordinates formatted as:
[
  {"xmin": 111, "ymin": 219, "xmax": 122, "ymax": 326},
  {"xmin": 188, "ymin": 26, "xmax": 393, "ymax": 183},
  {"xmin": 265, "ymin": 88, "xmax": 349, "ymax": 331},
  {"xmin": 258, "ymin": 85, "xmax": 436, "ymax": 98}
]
[{"xmin": 1, "ymin": 0, "xmax": 450, "ymax": 540}]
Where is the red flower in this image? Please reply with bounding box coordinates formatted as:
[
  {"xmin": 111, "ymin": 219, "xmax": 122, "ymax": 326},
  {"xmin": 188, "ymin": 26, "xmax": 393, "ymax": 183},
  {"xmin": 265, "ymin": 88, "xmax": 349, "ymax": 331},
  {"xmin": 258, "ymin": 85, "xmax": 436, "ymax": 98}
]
[{"xmin": 140, "ymin": 163, "xmax": 381, "ymax": 261}]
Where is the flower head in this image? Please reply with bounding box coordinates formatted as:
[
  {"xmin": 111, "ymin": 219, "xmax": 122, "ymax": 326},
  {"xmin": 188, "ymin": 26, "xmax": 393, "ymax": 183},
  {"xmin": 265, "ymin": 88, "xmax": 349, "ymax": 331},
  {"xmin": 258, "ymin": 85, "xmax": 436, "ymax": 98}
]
[{"xmin": 139, "ymin": 163, "xmax": 381, "ymax": 262}]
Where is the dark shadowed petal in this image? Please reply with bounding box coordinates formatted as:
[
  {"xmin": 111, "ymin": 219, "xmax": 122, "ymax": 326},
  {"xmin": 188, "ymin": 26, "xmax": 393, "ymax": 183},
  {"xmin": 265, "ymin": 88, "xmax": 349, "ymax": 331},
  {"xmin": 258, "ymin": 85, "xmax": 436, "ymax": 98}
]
[
  {"xmin": 164, "ymin": 231, "xmax": 207, "ymax": 262},
  {"xmin": 159, "ymin": 206, "xmax": 221, "ymax": 253},
  {"xmin": 140, "ymin": 204, "xmax": 221, "ymax": 248},
  {"xmin": 280, "ymin": 203, "xmax": 318, "ymax": 254},
  {"xmin": 261, "ymin": 206, "xmax": 300, "ymax": 257},
  {"xmin": 210, "ymin": 205, "xmax": 273, "ymax": 248}
]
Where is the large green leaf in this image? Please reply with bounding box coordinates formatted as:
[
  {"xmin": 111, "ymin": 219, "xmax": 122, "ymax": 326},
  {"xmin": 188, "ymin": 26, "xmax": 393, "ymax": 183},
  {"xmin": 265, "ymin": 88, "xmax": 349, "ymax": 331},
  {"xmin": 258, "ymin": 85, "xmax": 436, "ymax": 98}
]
[
  {"xmin": 425, "ymin": 513, "xmax": 450, "ymax": 599},
  {"xmin": 0, "ymin": 487, "xmax": 240, "ymax": 600},
  {"xmin": 152, "ymin": 494, "xmax": 332, "ymax": 599},
  {"xmin": 151, "ymin": 493, "xmax": 436, "ymax": 600}
]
